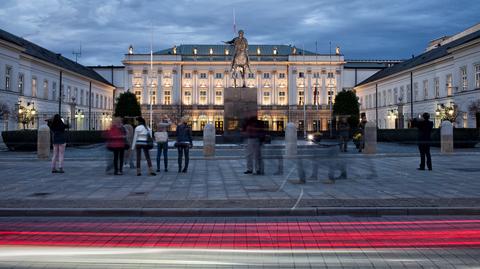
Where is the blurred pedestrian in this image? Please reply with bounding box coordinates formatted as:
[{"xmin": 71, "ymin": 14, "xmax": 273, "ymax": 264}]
[
  {"xmin": 412, "ymin": 113, "xmax": 433, "ymax": 171},
  {"xmin": 47, "ymin": 114, "xmax": 69, "ymax": 173},
  {"xmin": 131, "ymin": 116, "xmax": 156, "ymax": 176},
  {"xmin": 123, "ymin": 118, "xmax": 135, "ymax": 169},
  {"xmin": 243, "ymin": 116, "xmax": 264, "ymax": 175},
  {"xmin": 337, "ymin": 116, "xmax": 350, "ymax": 152},
  {"xmin": 356, "ymin": 113, "xmax": 368, "ymax": 153},
  {"xmin": 175, "ymin": 116, "xmax": 193, "ymax": 173},
  {"xmin": 154, "ymin": 115, "xmax": 172, "ymax": 172},
  {"xmin": 106, "ymin": 117, "xmax": 127, "ymax": 175}
]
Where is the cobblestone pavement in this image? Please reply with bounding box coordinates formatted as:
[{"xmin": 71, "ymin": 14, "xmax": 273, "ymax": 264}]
[
  {"xmin": 0, "ymin": 215, "xmax": 479, "ymax": 268},
  {"xmin": 0, "ymin": 142, "xmax": 480, "ymax": 209}
]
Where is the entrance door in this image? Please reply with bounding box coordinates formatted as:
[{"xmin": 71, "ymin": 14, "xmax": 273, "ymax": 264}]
[{"xmin": 276, "ymin": 121, "xmax": 284, "ymax": 132}]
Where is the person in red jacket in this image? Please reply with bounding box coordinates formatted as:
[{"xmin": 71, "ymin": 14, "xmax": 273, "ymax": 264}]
[{"xmin": 106, "ymin": 117, "xmax": 127, "ymax": 175}]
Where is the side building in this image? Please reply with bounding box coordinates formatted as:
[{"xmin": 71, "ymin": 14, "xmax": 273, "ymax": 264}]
[
  {"xmin": 94, "ymin": 44, "xmax": 398, "ymax": 132},
  {"xmin": 0, "ymin": 28, "xmax": 116, "ymax": 132},
  {"xmin": 355, "ymin": 23, "xmax": 480, "ymax": 129}
]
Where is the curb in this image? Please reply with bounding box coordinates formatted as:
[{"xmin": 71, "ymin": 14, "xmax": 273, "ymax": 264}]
[{"xmin": 1, "ymin": 207, "xmax": 480, "ymax": 217}]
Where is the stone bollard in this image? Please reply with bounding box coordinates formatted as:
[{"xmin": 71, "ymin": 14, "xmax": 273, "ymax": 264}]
[
  {"xmin": 441, "ymin": 120, "xmax": 453, "ymax": 153},
  {"xmin": 285, "ymin": 122, "xmax": 297, "ymax": 157},
  {"xmin": 203, "ymin": 123, "xmax": 215, "ymax": 157},
  {"xmin": 363, "ymin": 121, "xmax": 377, "ymax": 154},
  {"xmin": 37, "ymin": 124, "xmax": 50, "ymax": 160}
]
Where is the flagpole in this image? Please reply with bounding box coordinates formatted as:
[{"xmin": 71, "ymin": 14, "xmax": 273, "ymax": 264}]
[
  {"xmin": 149, "ymin": 24, "xmax": 153, "ymax": 128},
  {"xmin": 303, "ymin": 44, "xmax": 306, "ymax": 139}
]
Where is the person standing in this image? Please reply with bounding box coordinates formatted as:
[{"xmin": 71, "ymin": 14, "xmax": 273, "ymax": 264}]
[
  {"xmin": 413, "ymin": 113, "xmax": 433, "ymax": 171},
  {"xmin": 131, "ymin": 117, "xmax": 156, "ymax": 176},
  {"xmin": 175, "ymin": 116, "xmax": 193, "ymax": 173},
  {"xmin": 47, "ymin": 114, "xmax": 68, "ymax": 173},
  {"xmin": 123, "ymin": 118, "xmax": 135, "ymax": 169},
  {"xmin": 357, "ymin": 113, "xmax": 368, "ymax": 153},
  {"xmin": 337, "ymin": 116, "xmax": 350, "ymax": 152},
  {"xmin": 154, "ymin": 115, "xmax": 171, "ymax": 172},
  {"xmin": 106, "ymin": 117, "xmax": 127, "ymax": 175},
  {"xmin": 243, "ymin": 116, "xmax": 264, "ymax": 175}
]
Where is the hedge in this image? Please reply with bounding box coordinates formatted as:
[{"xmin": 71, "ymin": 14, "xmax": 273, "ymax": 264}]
[
  {"xmin": 1, "ymin": 130, "xmax": 106, "ymax": 151},
  {"xmin": 377, "ymin": 128, "xmax": 479, "ymax": 148}
]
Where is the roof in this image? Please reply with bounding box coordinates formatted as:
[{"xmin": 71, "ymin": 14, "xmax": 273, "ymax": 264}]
[
  {"xmin": 356, "ymin": 28, "xmax": 480, "ymax": 87},
  {"xmin": 154, "ymin": 44, "xmax": 331, "ymax": 61},
  {"xmin": 344, "ymin": 60, "xmax": 403, "ymax": 69},
  {"xmin": 0, "ymin": 28, "xmax": 113, "ymax": 86}
]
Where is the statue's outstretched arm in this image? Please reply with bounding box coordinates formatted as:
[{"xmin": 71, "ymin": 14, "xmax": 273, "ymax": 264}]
[{"xmin": 223, "ymin": 38, "xmax": 235, "ymax": 45}]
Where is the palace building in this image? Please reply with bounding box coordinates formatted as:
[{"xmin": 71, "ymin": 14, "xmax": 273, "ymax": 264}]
[{"xmin": 93, "ymin": 45, "xmax": 398, "ymax": 132}]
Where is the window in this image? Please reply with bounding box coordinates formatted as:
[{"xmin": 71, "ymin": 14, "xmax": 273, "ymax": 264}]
[
  {"xmin": 200, "ymin": 73, "xmax": 207, "ymax": 79},
  {"xmin": 18, "ymin": 73, "xmax": 24, "ymax": 95},
  {"xmin": 43, "ymin": 80, "xmax": 48, "ymax": 99},
  {"xmin": 406, "ymin": 85, "xmax": 411, "ymax": 103},
  {"xmin": 199, "ymin": 90, "xmax": 207, "ymax": 105},
  {"xmin": 298, "ymin": 72, "xmax": 304, "ymax": 78},
  {"xmin": 74, "ymin": 87, "xmax": 78, "ymax": 103},
  {"xmin": 400, "ymin": 87, "xmax": 405, "ymax": 103},
  {"xmin": 52, "ymin": 82, "xmax": 57, "ymax": 101},
  {"xmin": 446, "ymin": 74, "xmax": 453, "ymax": 96},
  {"xmin": 135, "ymin": 90, "xmax": 141, "ymax": 103},
  {"xmin": 164, "ymin": 90, "xmax": 171, "ymax": 105},
  {"xmin": 61, "ymin": 84, "xmax": 64, "ymax": 100},
  {"xmin": 183, "ymin": 91, "xmax": 192, "ymax": 105},
  {"xmin": 67, "ymin": 86, "xmax": 71, "ymax": 102},
  {"xmin": 298, "ymin": 91, "xmax": 304, "ymax": 105},
  {"xmin": 461, "ymin": 66, "xmax": 467, "ymax": 91},
  {"xmin": 263, "ymin": 91, "xmax": 271, "ymax": 105},
  {"xmin": 388, "ymin": 89, "xmax": 392, "ymax": 105},
  {"xmin": 100, "ymin": 95, "xmax": 103, "ymax": 108},
  {"xmin": 475, "ymin": 65, "xmax": 480, "ymax": 89},
  {"xmin": 215, "ymin": 90, "xmax": 222, "ymax": 105},
  {"xmin": 80, "ymin": 89, "xmax": 84, "ymax": 105},
  {"xmin": 215, "ymin": 73, "xmax": 222, "ymax": 79},
  {"xmin": 382, "ymin": 90, "xmax": 386, "ymax": 106},
  {"xmin": 327, "ymin": 72, "xmax": 334, "ymax": 78},
  {"xmin": 423, "ymin": 80, "xmax": 428, "ymax": 100},
  {"xmin": 248, "ymin": 73, "xmax": 255, "ymax": 79},
  {"xmin": 279, "ymin": 73, "xmax": 286, "ymax": 79},
  {"xmin": 313, "ymin": 72, "xmax": 320, "ymax": 78},
  {"xmin": 263, "ymin": 73, "xmax": 270, "ymax": 79},
  {"xmin": 95, "ymin": 94, "xmax": 99, "ymax": 108},
  {"xmin": 279, "ymin": 91, "xmax": 286, "ymax": 105},
  {"xmin": 393, "ymin": 88, "xmax": 398, "ymax": 104},
  {"xmin": 31, "ymin": 77, "xmax": 37, "ymax": 97},
  {"xmin": 184, "ymin": 73, "xmax": 191, "ymax": 79},
  {"xmin": 434, "ymin": 77, "xmax": 440, "ymax": 98},
  {"xmin": 5, "ymin": 66, "xmax": 12, "ymax": 91},
  {"xmin": 150, "ymin": 91, "xmax": 156, "ymax": 105}
]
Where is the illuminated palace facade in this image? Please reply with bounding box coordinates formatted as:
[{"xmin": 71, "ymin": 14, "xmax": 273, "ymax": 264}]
[{"xmin": 95, "ymin": 45, "xmax": 398, "ymax": 132}]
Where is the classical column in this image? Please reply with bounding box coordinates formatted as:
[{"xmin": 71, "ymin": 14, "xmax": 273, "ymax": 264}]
[
  {"xmin": 321, "ymin": 71, "xmax": 327, "ymax": 105},
  {"xmin": 172, "ymin": 68, "xmax": 181, "ymax": 105},
  {"xmin": 306, "ymin": 69, "xmax": 312, "ymax": 105},
  {"xmin": 142, "ymin": 72, "xmax": 148, "ymax": 105},
  {"xmin": 288, "ymin": 66, "xmax": 297, "ymax": 106},
  {"xmin": 193, "ymin": 70, "xmax": 198, "ymax": 104},
  {"xmin": 272, "ymin": 70, "xmax": 277, "ymax": 105},
  {"xmin": 257, "ymin": 70, "xmax": 262, "ymax": 104},
  {"xmin": 208, "ymin": 70, "xmax": 214, "ymax": 105},
  {"xmin": 157, "ymin": 70, "xmax": 162, "ymax": 105}
]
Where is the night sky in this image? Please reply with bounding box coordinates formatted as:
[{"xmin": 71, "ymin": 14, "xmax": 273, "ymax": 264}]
[{"xmin": 1, "ymin": 0, "xmax": 479, "ymax": 65}]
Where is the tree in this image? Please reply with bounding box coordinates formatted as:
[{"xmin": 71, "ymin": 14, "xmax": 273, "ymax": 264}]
[
  {"xmin": 332, "ymin": 90, "xmax": 360, "ymax": 128},
  {"xmin": 114, "ymin": 91, "xmax": 141, "ymax": 120}
]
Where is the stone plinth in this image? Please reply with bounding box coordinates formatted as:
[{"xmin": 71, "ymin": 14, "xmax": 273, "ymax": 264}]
[
  {"xmin": 285, "ymin": 122, "xmax": 297, "ymax": 157},
  {"xmin": 223, "ymin": 87, "xmax": 257, "ymax": 142},
  {"xmin": 363, "ymin": 121, "xmax": 377, "ymax": 154},
  {"xmin": 203, "ymin": 123, "xmax": 215, "ymax": 157},
  {"xmin": 441, "ymin": 120, "xmax": 453, "ymax": 154},
  {"xmin": 37, "ymin": 124, "xmax": 50, "ymax": 160}
]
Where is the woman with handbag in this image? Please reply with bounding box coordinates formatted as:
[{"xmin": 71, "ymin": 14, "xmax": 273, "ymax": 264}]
[
  {"xmin": 106, "ymin": 117, "xmax": 127, "ymax": 175},
  {"xmin": 131, "ymin": 116, "xmax": 156, "ymax": 176},
  {"xmin": 175, "ymin": 116, "xmax": 193, "ymax": 173}
]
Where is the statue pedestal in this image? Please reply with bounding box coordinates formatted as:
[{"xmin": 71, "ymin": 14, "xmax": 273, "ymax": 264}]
[{"xmin": 223, "ymin": 87, "xmax": 257, "ymax": 143}]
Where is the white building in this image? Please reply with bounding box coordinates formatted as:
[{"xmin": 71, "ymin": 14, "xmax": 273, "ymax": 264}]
[
  {"xmin": 94, "ymin": 45, "xmax": 397, "ymax": 132},
  {"xmin": 0, "ymin": 28, "xmax": 116, "ymax": 132},
  {"xmin": 355, "ymin": 23, "xmax": 480, "ymax": 129}
]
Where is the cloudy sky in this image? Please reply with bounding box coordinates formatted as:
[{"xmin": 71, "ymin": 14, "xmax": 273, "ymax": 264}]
[{"xmin": 1, "ymin": 0, "xmax": 479, "ymax": 66}]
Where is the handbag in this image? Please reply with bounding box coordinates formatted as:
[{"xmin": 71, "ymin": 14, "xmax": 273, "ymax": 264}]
[{"xmin": 146, "ymin": 132, "xmax": 154, "ymax": 149}]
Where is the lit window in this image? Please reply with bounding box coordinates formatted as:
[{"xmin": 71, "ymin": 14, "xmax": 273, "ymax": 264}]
[
  {"xmin": 18, "ymin": 73, "xmax": 24, "ymax": 95},
  {"xmin": 31, "ymin": 77, "xmax": 37, "ymax": 97},
  {"xmin": 461, "ymin": 66, "xmax": 467, "ymax": 91},
  {"xmin": 298, "ymin": 91, "xmax": 304, "ymax": 105},
  {"xmin": 164, "ymin": 90, "xmax": 171, "ymax": 105},
  {"xmin": 279, "ymin": 91, "xmax": 286, "ymax": 105},
  {"xmin": 184, "ymin": 91, "xmax": 192, "ymax": 105},
  {"xmin": 263, "ymin": 91, "xmax": 271, "ymax": 105},
  {"xmin": 135, "ymin": 90, "xmax": 141, "ymax": 103},
  {"xmin": 5, "ymin": 66, "xmax": 11, "ymax": 91},
  {"xmin": 199, "ymin": 90, "xmax": 207, "ymax": 105},
  {"xmin": 215, "ymin": 90, "xmax": 222, "ymax": 105}
]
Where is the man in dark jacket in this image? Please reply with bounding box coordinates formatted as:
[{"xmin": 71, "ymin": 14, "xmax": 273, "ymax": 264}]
[
  {"xmin": 412, "ymin": 113, "xmax": 434, "ymax": 171},
  {"xmin": 176, "ymin": 116, "xmax": 193, "ymax": 173}
]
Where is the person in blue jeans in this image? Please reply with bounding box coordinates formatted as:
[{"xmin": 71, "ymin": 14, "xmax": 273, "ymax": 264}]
[
  {"xmin": 154, "ymin": 115, "xmax": 171, "ymax": 172},
  {"xmin": 176, "ymin": 116, "xmax": 193, "ymax": 173}
]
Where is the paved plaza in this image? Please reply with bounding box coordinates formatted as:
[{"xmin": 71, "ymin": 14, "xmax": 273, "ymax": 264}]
[{"xmin": 0, "ymin": 142, "xmax": 480, "ymax": 210}]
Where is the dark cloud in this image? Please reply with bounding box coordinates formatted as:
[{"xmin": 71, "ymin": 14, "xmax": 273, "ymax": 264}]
[{"xmin": 1, "ymin": 0, "xmax": 479, "ymax": 65}]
